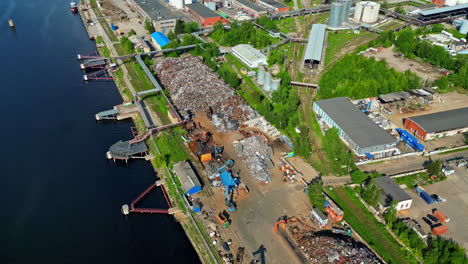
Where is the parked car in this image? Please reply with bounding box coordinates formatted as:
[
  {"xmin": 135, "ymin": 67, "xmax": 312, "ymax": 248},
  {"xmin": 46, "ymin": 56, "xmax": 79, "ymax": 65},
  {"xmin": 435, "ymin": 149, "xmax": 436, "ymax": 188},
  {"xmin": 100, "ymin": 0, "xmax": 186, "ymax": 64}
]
[
  {"xmin": 422, "ymin": 217, "xmax": 432, "ymax": 226},
  {"xmin": 428, "ymin": 214, "xmax": 439, "ymax": 223},
  {"xmin": 412, "ymin": 219, "xmax": 421, "ymax": 228}
]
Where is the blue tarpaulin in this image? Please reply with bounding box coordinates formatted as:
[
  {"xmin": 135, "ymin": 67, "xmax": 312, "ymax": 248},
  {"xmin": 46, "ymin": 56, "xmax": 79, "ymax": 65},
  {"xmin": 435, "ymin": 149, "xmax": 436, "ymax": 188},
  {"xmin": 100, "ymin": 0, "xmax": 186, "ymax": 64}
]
[
  {"xmin": 150, "ymin": 32, "xmax": 170, "ymax": 48},
  {"xmin": 365, "ymin": 153, "xmax": 374, "ymax": 159},
  {"xmin": 220, "ymin": 171, "xmax": 237, "ymax": 191}
]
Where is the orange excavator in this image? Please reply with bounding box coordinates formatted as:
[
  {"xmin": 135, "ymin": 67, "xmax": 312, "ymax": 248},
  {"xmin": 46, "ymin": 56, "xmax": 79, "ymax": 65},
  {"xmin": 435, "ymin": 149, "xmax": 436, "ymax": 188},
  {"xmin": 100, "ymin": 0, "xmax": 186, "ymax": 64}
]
[{"xmin": 274, "ymin": 216, "xmax": 288, "ymax": 233}]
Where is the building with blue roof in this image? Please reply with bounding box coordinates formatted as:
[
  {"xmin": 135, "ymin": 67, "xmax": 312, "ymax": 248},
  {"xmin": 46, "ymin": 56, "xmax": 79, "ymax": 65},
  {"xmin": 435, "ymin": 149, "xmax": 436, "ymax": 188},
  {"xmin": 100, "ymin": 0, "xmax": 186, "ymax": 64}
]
[
  {"xmin": 173, "ymin": 161, "xmax": 202, "ymax": 196},
  {"xmin": 151, "ymin": 32, "xmax": 171, "ymax": 50}
]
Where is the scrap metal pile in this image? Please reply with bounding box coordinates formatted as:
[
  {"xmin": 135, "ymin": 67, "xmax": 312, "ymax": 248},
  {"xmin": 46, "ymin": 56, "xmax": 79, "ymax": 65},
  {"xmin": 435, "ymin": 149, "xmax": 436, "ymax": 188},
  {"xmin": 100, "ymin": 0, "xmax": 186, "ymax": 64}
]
[
  {"xmin": 294, "ymin": 232, "xmax": 381, "ymax": 264},
  {"xmin": 153, "ymin": 56, "xmax": 258, "ymax": 132},
  {"xmin": 233, "ymin": 135, "xmax": 274, "ymax": 183}
]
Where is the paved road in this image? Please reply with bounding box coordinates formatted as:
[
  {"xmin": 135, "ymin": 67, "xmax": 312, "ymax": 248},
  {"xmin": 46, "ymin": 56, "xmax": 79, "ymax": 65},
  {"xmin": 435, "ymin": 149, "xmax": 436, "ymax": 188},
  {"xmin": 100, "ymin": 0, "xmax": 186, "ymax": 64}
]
[{"xmin": 359, "ymin": 150, "xmax": 468, "ymax": 175}]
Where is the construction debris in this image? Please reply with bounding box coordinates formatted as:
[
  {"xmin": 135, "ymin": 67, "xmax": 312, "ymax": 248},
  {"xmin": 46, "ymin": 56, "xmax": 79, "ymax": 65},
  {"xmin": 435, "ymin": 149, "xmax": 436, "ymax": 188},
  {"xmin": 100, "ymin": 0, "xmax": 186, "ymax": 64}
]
[
  {"xmin": 292, "ymin": 230, "xmax": 381, "ymax": 264},
  {"xmin": 233, "ymin": 135, "xmax": 274, "ymax": 183},
  {"xmin": 153, "ymin": 56, "xmax": 258, "ymax": 132}
]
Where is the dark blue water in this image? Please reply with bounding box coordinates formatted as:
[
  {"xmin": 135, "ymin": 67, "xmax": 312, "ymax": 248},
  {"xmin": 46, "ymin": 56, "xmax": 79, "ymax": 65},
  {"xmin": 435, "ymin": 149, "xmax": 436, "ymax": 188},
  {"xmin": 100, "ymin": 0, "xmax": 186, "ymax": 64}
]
[{"xmin": 0, "ymin": 0, "xmax": 198, "ymax": 263}]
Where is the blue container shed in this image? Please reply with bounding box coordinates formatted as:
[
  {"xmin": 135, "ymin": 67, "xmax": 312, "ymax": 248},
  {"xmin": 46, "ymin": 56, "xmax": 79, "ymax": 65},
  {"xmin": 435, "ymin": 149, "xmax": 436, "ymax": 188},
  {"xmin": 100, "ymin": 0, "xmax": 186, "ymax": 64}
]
[
  {"xmin": 150, "ymin": 32, "xmax": 170, "ymax": 49},
  {"xmin": 173, "ymin": 161, "xmax": 202, "ymax": 196},
  {"xmin": 110, "ymin": 23, "xmax": 118, "ymax": 31}
]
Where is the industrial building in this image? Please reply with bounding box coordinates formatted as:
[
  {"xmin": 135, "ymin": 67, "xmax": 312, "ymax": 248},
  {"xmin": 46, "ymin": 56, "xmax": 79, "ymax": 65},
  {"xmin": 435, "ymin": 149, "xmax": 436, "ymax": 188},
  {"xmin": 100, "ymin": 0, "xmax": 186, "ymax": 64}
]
[
  {"xmin": 403, "ymin": 107, "xmax": 468, "ymax": 141},
  {"xmin": 419, "ymin": 3, "xmax": 468, "ymax": 20},
  {"xmin": 232, "ymin": 44, "xmax": 267, "ymax": 68},
  {"xmin": 127, "ymin": 0, "xmax": 177, "ymax": 34},
  {"xmin": 354, "ymin": 1, "xmax": 380, "ymax": 23},
  {"xmin": 128, "ymin": 35, "xmax": 151, "ymax": 53},
  {"xmin": 232, "ymin": 0, "xmax": 267, "ymax": 17},
  {"xmin": 257, "ymin": 0, "xmax": 290, "ymax": 13},
  {"xmin": 313, "ymin": 97, "xmax": 397, "ymax": 158},
  {"xmin": 185, "ymin": 3, "xmax": 227, "ymax": 27},
  {"xmin": 257, "ymin": 66, "xmax": 281, "ymax": 92},
  {"xmin": 303, "ymin": 24, "xmax": 327, "ymax": 69},
  {"xmin": 151, "ymin": 32, "xmax": 171, "ymax": 50},
  {"xmin": 375, "ymin": 176, "xmax": 412, "ymax": 211},
  {"xmin": 173, "ymin": 160, "xmax": 202, "ymax": 196},
  {"xmin": 329, "ymin": 0, "xmax": 351, "ymax": 28}
]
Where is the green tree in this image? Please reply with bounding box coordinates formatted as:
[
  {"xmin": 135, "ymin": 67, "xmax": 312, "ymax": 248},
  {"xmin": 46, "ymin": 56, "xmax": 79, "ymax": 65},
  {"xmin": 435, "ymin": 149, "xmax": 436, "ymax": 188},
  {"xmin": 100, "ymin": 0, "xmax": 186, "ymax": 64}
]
[
  {"xmin": 120, "ymin": 36, "xmax": 135, "ymax": 54},
  {"xmin": 307, "ymin": 178, "xmax": 325, "ymax": 211},
  {"xmin": 128, "ymin": 29, "xmax": 137, "ymax": 37},
  {"xmin": 144, "ymin": 19, "xmax": 155, "ymax": 34},
  {"xmin": 322, "ymin": 128, "xmax": 355, "ymax": 175},
  {"xmin": 183, "ymin": 22, "xmax": 199, "ymax": 33},
  {"xmin": 431, "ymin": 24, "xmax": 444, "ymax": 33},
  {"xmin": 394, "ymin": 6, "xmax": 405, "ymax": 14},
  {"xmin": 167, "ymin": 30, "xmax": 176, "ymax": 40},
  {"xmin": 293, "ymin": 126, "xmax": 311, "ymax": 158},
  {"xmin": 361, "ymin": 178, "xmax": 381, "ymax": 206},
  {"xmin": 174, "ymin": 19, "xmax": 184, "ymax": 35},
  {"xmin": 351, "ymin": 170, "xmax": 367, "ymax": 184},
  {"xmin": 383, "ymin": 200, "xmax": 398, "ymax": 228},
  {"xmin": 423, "ymin": 237, "xmax": 468, "ymax": 264},
  {"xmin": 395, "ymin": 28, "xmax": 417, "ymax": 56},
  {"xmin": 433, "ymin": 76, "xmax": 449, "ymax": 90},
  {"xmin": 256, "ymin": 16, "xmax": 278, "ymax": 31},
  {"xmin": 426, "ymin": 159, "xmax": 441, "ymax": 177},
  {"xmin": 381, "ymin": 0, "xmax": 389, "ymax": 8}
]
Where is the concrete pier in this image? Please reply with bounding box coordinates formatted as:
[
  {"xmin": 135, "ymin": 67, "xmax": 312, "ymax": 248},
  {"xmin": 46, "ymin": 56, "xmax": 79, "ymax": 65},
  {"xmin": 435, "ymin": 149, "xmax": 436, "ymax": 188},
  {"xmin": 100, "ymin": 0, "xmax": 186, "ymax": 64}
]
[
  {"xmin": 155, "ymin": 179, "xmax": 166, "ymax": 186},
  {"xmin": 121, "ymin": 204, "xmax": 130, "ymax": 215},
  {"xmin": 168, "ymin": 207, "xmax": 180, "ymax": 215}
]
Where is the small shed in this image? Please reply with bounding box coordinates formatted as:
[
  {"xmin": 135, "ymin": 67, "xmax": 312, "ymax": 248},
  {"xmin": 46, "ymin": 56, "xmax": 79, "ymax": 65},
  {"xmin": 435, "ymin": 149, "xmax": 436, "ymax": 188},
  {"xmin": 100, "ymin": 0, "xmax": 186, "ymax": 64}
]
[
  {"xmin": 442, "ymin": 166, "xmax": 455, "ymax": 176},
  {"xmin": 150, "ymin": 32, "xmax": 170, "ymax": 50},
  {"xmin": 173, "ymin": 160, "xmax": 202, "ymax": 196},
  {"xmin": 311, "ymin": 208, "xmax": 328, "ymax": 228}
]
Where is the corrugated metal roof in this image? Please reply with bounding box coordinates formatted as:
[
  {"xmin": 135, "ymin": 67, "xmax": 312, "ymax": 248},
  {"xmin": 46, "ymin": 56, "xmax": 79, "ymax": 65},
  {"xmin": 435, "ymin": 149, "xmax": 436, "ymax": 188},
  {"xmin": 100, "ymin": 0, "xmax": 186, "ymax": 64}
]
[
  {"xmin": 258, "ymin": 0, "xmax": 287, "ymax": 9},
  {"xmin": 408, "ymin": 107, "xmax": 468, "ymax": 133},
  {"xmin": 173, "ymin": 161, "xmax": 202, "ymax": 194},
  {"xmin": 151, "ymin": 32, "xmax": 170, "ymax": 47},
  {"xmin": 232, "ymin": 44, "xmax": 267, "ymax": 65},
  {"xmin": 186, "ymin": 3, "xmax": 220, "ymax": 18},
  {"xmin": 234, "ymin": 0, "xmax": 266, "ymax": 12},
  {"xmin": 133, "ymin": 0, "xmax": 175, "ymax": 21},
  {"xmin": 314, "ymin": 97, "xmax": 396, "ymax": 149},
  {"xmin": 304, "ymin": 24, "xmax": 327, "ymax": 63},
  {"xmin": 375, "ymin": 176, "xmax": 412, "ymax": 202},
  {"xmin": 419, "ymin": 3, "xmax": 468, "ymax": 16}
]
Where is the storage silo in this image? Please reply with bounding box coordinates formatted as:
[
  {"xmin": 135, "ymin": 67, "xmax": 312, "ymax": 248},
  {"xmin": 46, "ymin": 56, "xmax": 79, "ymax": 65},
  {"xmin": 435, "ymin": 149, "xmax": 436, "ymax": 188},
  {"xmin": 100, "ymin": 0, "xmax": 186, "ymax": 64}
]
[
  {"xmin": 257, "ymin": 66, "xmax": 266, "ymax": 85},
  {"xmin": 329, "ymin": 2, "xmax": 344, "ymax": 28},
  {"xmin": 460, "ymin": 20, "xmax": 468, "ymax": 35},
  {"xmin": 174, "ymin": 0, "xmax": 184, "ymax": 9},
  {"xmin": 354, "ymin": 1, "xmax": 380, "ymax": 23},
  {"xmin": 444, "ymin": 0, "xmax": 457, "ymax": 5},
  {"xmin": 342, "ymin": 0, "xmax": 351, "ymax": 24},
  {"xmin": 271, "ymin": 78, "xmax": 281, "ymax": 91},
  {"xmin": 264, "ymin": 72, "xmax": 272, "ymax": 91}
]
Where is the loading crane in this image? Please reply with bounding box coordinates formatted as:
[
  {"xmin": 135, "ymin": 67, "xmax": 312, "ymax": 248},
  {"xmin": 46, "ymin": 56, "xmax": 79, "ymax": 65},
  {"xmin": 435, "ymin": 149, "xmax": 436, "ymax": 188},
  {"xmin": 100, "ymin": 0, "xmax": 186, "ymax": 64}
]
[{"xmin": 217, "ymin": 159, "xmax": 234, "ymax": 173}]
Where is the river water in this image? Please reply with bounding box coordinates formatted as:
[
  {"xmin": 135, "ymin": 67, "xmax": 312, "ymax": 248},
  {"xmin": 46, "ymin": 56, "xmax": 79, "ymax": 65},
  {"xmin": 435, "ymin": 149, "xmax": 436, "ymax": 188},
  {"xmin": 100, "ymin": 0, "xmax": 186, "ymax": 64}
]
[{"xmin": 0, "ymin": 0, "xmax": 199, "ymax": 262}]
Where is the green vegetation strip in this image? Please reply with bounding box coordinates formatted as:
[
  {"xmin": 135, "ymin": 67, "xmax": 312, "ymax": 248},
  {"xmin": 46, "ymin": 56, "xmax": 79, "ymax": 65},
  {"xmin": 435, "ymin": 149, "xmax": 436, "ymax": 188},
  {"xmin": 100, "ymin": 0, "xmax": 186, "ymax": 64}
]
[{"xmin": 326, "ymin": 187, "xmax": 418, "ymax": 264}]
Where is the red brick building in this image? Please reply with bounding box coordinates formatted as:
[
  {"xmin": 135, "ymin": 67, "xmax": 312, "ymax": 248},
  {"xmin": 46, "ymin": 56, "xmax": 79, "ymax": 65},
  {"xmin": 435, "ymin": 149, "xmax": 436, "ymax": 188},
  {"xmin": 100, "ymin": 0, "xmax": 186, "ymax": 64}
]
[
  {"xmin": 185, "ymin": 3, "xmax": 227, "ymax": 27},
  {"xmin": 257, "ymin": 0, "xmax": 290, "ymax": 13},
  {"xmin": 403, "ymin": 107, "xmax": 468, "ymax": 140}
]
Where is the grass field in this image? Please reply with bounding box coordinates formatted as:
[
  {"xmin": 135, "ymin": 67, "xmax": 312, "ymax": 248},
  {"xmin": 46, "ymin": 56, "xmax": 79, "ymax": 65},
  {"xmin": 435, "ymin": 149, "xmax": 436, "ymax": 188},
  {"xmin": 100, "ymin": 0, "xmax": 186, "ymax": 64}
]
[
  {"xmin": 276, "ymin": 17, "xmax": 296, "ymax": 34},
  {"xmin": 326, "ymin": 187, "xmax": 418, "ymax": 264},
  {"xmin": 394, "ymin": 172, "xmax": 432, "ymax": 189},
  {"xmin": 325, "ymin": 30, "xmax": 360, "ymax": 66}
]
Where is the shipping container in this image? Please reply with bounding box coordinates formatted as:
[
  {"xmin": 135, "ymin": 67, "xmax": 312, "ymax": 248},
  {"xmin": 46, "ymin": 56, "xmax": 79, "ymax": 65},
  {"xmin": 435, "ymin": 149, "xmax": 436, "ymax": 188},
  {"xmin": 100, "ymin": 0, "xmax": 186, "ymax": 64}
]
[
  {"xmin": 420, "ymin": 191, "xmax": 435, "ymax": 204},
  {"xmin": 110, "ymin": 23, "xmax": 117, "ymax": 31},
  {"xmin": 431, "ymin": 224, "xmax": 448, "ymax": 235},
  {"xmin": 433, "ymin": 210, "xmax": 450, "ymax": 223}
]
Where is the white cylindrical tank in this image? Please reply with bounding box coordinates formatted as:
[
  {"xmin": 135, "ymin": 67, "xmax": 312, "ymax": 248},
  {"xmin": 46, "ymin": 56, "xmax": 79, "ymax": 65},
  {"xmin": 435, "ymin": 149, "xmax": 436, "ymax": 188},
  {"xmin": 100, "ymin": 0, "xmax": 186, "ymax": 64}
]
[
  {"xmin": 184, "ymin": 0, "xmax": 193, "ymax": 4},
  {"xmin": 271, "ymin": 78, "xmax": 281, "ymax": 91},
  {"xmin": 457, "ymin": 0, "xmax": 468, "ymax": 4},
  {"xmin": 174, "ymin": 0, "xmax": 184, "ymax": 9},
  {"xmin": 354, "ymin": 1, "xmax": 380, "ymax": 23},
  {"xmin": 264, "ymin": 72, "xmax": 272, "ymax": 91},
  {"xmin": 257, "ymin": 66, "xmax": 265, "ymax": 85},
  {"xmin": 445, "ymin": 0, "xmax": 458, "ymax": 5}
]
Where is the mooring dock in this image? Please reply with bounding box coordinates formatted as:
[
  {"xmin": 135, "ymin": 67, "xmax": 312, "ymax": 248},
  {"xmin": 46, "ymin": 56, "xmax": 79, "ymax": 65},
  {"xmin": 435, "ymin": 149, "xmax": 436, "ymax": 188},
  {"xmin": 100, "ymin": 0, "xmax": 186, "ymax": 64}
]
[
  {"xmin": 121, "ymin": 180, "xmax": 179, "ymax": 215},
  {"xmin": 95, "ymin": 101, "xmax": 139, "ymax": 120},
  {"xmin": 106, "ymin": 140, "xmax": 148, "ymax": 161}
]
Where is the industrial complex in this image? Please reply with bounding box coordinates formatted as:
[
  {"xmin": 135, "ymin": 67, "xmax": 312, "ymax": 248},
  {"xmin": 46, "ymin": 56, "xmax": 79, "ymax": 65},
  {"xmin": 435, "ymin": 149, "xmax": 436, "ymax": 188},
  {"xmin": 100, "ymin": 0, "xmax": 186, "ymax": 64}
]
[{"xmin": 75, "ymin": 0, "xmax": 468, "ymax": 263}]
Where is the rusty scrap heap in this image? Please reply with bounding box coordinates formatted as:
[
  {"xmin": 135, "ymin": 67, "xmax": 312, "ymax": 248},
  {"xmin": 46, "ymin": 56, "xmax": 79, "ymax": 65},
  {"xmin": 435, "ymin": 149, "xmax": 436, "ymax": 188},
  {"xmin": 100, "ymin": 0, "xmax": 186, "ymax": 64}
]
[
  {"xmin": 233, "ymin": 135, "xmax": 274, "ymax": 183},
  {"xmin": 153, "ymin": 56, "xmax": 258, "ymax": 132},
  {"xmin": 295, "ymin": 233, "xmax": 381, "ymax": 264}
]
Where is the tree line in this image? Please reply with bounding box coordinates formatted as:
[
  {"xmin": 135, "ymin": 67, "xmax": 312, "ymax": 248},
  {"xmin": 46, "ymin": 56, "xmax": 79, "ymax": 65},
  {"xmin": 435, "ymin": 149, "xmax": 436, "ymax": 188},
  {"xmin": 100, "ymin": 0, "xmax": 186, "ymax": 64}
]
[
  {"xmin": 210, "ymin": 21, "xmax": 273, "ymax": 49},
  {"xmin": 318, "ymin": 54, "xmax": 421, "ymax": 99},
  {"xmin": 370, "ymin": 28, "xmax": 467, "ymax": 89}
]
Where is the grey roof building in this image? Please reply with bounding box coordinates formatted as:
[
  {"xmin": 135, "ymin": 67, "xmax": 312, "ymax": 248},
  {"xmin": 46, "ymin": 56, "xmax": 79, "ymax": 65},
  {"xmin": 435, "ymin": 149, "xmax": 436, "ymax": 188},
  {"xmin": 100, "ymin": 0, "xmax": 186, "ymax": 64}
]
[
  {"xmin": 419, "ymin": 3, "xmax": 468, "ymax": 17},
  {"xmin": 173, "ymin": 160, "xmax": 202, "ymax": 196},
  {"xmin": 313, "ymin": 97, "xmax": 397, "ymax": 157},
  {"xmin": 375, "ymin": 176, "xmax": 412, "ymax": 211},
  {"xmin": 406, "ymin": 107, "xmax": 468, "ymax": 133},
  {"xmin": 186, "ymin": 3, "xmax": 219, "ymax": 18},
  {"xmin": 232, "ymin": 0, "xmax": 267, "ymax": 17},
  {"xmin": 303, "ymin": 24, "xmax": 327, "ymax": 67},
  {"xmin": 128, "ymin": 0, "xmax": 177, "ymax": 34}
]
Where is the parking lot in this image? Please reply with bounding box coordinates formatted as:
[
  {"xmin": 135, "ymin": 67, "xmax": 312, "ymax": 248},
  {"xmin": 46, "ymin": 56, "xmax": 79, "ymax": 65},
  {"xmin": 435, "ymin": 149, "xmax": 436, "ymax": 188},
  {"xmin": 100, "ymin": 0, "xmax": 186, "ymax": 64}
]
[{"xmin": 402, "ymin": 166, "xmax": 468, "ymax": 249}]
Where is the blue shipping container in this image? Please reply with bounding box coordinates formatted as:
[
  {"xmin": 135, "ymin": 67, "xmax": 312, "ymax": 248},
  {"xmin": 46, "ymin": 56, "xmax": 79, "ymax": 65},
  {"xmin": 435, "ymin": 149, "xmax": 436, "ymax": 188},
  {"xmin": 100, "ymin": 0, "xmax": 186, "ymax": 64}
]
[
  {"xmin": 420, "ymin": 191, "xmax": 434, "ymax": 204},
  {"xmin": 110, "ymin": 23, "xmax": 117, "ymax": 31}
]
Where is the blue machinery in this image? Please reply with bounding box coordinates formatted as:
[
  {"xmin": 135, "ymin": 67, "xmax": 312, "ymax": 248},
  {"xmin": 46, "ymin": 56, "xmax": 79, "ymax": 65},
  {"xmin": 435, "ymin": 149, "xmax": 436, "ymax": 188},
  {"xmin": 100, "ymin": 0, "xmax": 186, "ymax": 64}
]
[
  {"xmin": 218, "ymin": 160, "xmax": 237, "ymax": 212},
  {"xmin": 396, "ymin": 128, "xmax": 424, "ymax": 152}
]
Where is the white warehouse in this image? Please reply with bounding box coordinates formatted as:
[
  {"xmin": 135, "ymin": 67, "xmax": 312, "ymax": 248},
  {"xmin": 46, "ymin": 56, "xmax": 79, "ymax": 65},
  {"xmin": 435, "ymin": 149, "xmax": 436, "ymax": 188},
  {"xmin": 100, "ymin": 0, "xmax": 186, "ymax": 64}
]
[{"xmin": 232, "ymin": 44, "xmax": 267, "ymax": 68}]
